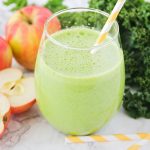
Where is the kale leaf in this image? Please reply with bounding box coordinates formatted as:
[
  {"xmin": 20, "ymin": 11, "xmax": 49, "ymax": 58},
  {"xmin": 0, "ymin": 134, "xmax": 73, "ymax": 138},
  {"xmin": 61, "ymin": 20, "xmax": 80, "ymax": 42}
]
[
  {"xmin": 44, "ymin": 0, "xmax": 67, "ymax": 13},
  {"xmin": 3, "ymin": 0, "xmax": 66, "ymax": 12},
  {"xmin": 89, "ymin": 0, "xmax": 150, "ymax": 118},
  {"xmin": 3, "ymin": 0, "xmax": 28, "ymax": 11}
]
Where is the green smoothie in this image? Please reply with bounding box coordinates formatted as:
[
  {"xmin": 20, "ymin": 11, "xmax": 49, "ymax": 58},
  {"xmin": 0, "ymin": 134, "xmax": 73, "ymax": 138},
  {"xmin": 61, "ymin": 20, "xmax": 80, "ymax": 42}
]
[{"xmin": 35, "ymin": 27, "xmax": 125, "ymax": 135}]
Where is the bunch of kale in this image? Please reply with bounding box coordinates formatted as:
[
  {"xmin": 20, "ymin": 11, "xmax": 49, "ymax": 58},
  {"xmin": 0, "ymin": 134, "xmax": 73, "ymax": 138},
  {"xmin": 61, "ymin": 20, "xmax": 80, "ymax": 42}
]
[{"xmin": 89, "ymin": 0, "xmax": 150, "ymax": 118}]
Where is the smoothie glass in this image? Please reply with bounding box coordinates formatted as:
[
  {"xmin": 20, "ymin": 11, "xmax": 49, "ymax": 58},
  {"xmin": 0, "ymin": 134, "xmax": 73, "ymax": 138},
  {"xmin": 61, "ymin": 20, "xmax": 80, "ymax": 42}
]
[{"xmin": 35, "ymin": 8, "xmax": 125, "ymax": 135}]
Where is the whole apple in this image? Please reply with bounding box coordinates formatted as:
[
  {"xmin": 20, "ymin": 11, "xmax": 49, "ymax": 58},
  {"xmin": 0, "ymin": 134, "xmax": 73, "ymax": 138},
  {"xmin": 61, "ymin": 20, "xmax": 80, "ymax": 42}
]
[
  {"xmin": 6, "ymin": 6, "xmax": 61, "ymax": 70},
  {"xmin": 0, "ymin": 37, "xmax": 12, "ymax": 71}
]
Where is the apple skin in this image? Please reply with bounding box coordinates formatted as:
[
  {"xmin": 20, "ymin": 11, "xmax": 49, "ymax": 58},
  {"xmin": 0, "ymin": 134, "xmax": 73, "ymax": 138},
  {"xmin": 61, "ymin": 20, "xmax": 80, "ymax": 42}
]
[
  {"xmin": 3, "ymin": 109, "xmax": 11, "ymax": 129},
  {"xmin": 11, "ymin": 99, "xmax": 36, "ymax": 114},
  {"xmin": 0, "ymin": 37, "xmax": 12, "ymax": 71},
  {"xmin": 0, "ymin": 94, "xmax": 11, "ymax": 138},
  {"xmin": 0, "ymin": 132, "xmax": 4, "ymax": 139},
  {"xmin": 0, "ymin": 110, "xmax": 11, "ymax": 139},
  {"xmin": 0, "ymin": 110, "xmax": 11, "ymax": 138},
  {"xmin": 0, "ymin": 124, "xmax": 4, "ymax": 139},
  {"xmin": 6, "ymin": 6, "xmax": 61, "ymax": 70}
]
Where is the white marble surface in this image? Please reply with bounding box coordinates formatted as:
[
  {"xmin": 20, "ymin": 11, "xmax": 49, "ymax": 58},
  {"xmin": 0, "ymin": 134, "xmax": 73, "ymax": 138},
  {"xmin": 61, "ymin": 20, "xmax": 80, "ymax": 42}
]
[{"xmin": 0, "ymin": 0, "xmax": 150, "ymax": 150}]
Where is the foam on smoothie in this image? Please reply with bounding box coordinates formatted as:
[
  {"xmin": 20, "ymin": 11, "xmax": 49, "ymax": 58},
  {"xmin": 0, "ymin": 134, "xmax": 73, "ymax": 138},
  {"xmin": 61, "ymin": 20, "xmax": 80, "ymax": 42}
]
[{"xmin": 42, "ymin": 27, "xmax": 121, "ymax": 77}]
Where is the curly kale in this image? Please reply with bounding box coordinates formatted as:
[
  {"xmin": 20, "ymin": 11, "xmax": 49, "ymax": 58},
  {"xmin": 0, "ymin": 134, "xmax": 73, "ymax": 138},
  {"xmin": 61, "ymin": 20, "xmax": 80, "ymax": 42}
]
[
  {"xmin": 3, "ymin": 0, "xmax": 28, "ymax": 11},
  {"xmin": 3, "ymin": 0, "xmax": 66, "ymax": 13},
  {"xmin": 123, "ymin": 89, "xmax": 150, "ymax": 118},
  {"xmin": 89, "ymin": 0, "xmax": 150, "ymax": 118},
  {"xmin": 44, "ymin": 0, "xmax": 67, "ymax": 13}
]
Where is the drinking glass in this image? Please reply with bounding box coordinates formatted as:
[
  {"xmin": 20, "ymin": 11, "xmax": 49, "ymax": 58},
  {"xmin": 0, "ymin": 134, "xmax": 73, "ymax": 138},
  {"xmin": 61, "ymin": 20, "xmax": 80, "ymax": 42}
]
[{"xmin": 35, "ymin": 8, "xmax": 125, "ymax": 135}]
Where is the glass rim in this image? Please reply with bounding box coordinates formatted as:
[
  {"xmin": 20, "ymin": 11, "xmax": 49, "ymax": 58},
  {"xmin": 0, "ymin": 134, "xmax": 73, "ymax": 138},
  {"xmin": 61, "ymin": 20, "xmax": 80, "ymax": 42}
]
[{"xmin": 45, "ymin": 7, "xmax": 119, "ymax": 51}]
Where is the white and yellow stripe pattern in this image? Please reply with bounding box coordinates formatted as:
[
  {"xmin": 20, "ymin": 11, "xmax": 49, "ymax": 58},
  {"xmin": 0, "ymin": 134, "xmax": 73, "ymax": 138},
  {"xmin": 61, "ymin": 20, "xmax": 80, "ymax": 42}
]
[
  {"xmin": 66, "ymin": 133, "xmax": 150, "ymax": 149},
  {"xmin": 92, "ymin": 0, "xmax": 126, "ymax": 53},
  {"xmin": 128, "ymin": 133, "xmax": 150, "ymax": 150},
  {"xmin": 65, "ymin": 133, "xmax": 150, "ymax": 144}
]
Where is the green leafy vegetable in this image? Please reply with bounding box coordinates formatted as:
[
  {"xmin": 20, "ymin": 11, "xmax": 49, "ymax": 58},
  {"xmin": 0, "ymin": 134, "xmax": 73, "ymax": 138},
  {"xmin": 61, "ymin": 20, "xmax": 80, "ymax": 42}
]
[
  {"xmin": 3, "ymin": 0, "xmax": 28, "ymax": 11},
  {"xmin": 89, "ymin": 0, "xmax": 150, "ymax": 118},
  {"xmin": 58, "ymin": 11, "xmax": 107, "ymax": 29},
  {"xmin": 3, "ymin": 0, "xmax": 66, "ymax": 12},
  {"xmin": 123, "ymin": 88, "xmax": 150, "ymax": 118},
  {"xmin": 44, "ymin": 0, "xmax": 67, "ymax": 12}
]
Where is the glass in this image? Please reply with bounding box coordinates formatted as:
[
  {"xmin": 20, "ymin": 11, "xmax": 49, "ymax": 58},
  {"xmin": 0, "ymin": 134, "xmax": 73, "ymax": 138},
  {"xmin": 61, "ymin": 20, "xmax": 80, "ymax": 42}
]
[{"xmin": 35, "ymin": 8, "xmax": 125, "ymax": 135}]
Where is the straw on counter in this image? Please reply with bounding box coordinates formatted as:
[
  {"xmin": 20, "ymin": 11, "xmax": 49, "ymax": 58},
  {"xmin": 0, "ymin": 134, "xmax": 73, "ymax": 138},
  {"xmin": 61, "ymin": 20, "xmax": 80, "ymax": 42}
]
[
  {"xmin": 127, "ymin": 134, "xmax": 150, "ymax": 150},
  {"xmin": 65, "ymin": 133, "xmax": 150, "ymax": 143},
  {"xmin": 91, "ymin": 0, "xmax": 126, "ymax": 54},
  {"xmin": 128, "ymin": 142, "xmax": 143, "ymax": 150}
]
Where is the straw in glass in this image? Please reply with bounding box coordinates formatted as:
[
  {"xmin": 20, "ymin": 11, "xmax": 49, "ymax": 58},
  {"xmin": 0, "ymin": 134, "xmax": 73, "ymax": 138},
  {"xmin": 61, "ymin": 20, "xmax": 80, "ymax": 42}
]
[{"xmin": 91, "ymin": 0, "xmax": 126, "ymax": 54}]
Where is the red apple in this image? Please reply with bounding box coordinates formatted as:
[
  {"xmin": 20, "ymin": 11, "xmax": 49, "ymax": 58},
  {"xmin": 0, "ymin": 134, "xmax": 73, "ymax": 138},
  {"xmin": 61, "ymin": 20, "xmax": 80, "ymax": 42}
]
[
  {"xmin": 6, "ymin": 5, "xmax": 61, "ymax": 70},
  {"xmin": 0, "ymin": 94, "xmax": 11, "ymax": 138},
  {"xmin": 8, "ymin": 77, "xmax": 36, "ymax": 114},
  {"xmin": 0, "ymin": 37, "xmax": 12, "ymax": 71}
]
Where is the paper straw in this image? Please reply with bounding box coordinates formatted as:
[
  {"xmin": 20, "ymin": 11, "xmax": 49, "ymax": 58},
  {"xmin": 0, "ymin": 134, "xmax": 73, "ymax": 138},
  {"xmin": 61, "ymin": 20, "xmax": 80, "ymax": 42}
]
[
  {"xmin": 127, "ymin": 141, "xmax": 147, "ymax": 150},
  {"xmin": 91, "ymin": 0, "xmax": 126, "ymax": 54},
  {"xmin": 65, "ymin": 133, "xmax": 150, "ymax": 143},
  {"xmin": 128, "ymin": 133, "xmax": 150, "ymax": 150}
]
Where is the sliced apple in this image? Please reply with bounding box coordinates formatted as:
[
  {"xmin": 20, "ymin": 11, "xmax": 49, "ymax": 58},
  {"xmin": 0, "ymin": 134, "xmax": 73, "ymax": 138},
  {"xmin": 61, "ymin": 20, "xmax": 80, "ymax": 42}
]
[
  {"xmin": 0, "ymin": 118, "xmax": 4, "ymax": 138},
  {"xmin": 0, "ymin": 94, "xmax": 11, "ymax": 122},
  {"xmin": 8, "ymin": 77, "xmax": 36, "ymax": 114},
  {"xmin": 0, "ymin": 94, "xmax": 11, "ymax": 138},
  {"xmin": 0, "ymin": 68, "xmax": 23, "ymax": 94}
]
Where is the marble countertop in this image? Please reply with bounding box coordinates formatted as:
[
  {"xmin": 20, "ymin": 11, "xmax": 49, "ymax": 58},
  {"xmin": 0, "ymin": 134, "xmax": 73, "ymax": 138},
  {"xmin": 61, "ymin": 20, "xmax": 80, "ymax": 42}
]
[
  {"xmin": 1, "ymin": 101, "xmax": 150, "ymax": 150},
  {"xmin": 0, "ymin": 1, "xmax": 150, "ymax": 150}
]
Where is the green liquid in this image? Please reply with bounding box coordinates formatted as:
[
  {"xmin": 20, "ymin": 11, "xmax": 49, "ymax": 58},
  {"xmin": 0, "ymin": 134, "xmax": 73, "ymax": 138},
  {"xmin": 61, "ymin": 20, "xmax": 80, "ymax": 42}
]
[{"xmin": 35, "ymin": 27, "xmax": 125, "ymax": 135}]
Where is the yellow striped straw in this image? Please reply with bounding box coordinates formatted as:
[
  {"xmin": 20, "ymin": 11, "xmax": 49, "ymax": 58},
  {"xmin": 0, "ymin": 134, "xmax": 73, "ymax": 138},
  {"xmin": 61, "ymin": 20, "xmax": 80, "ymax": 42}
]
[
  {"xmin": 65, "ymin": 133, "xmax": 150, "ymax": 144},
  {"xmin": 91, "ymin": 0, "xmax": 126, "ymax": 54},
  {"xmin": 128, "ymin": 133, "xmax": 150, "ymax": 150}
]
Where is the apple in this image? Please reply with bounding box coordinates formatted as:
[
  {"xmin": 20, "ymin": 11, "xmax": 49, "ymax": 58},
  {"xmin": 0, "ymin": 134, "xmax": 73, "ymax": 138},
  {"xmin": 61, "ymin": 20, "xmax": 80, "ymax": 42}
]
[
  {"xmin": 0, "ymin": 94, "xmax": 11, "ymax": 138},
  {"xmin": 0, "ymin": 68, "xmax": 36, "ymax": 114},
  {"xmin": 0, "ymin": 37, "xmax": 12, "ymax": 71},
  {"xmin": 8, "ymin": 77, "xmax": 36, "ymax": 114},
  {"xmin": 6, "ymin": 6, "xmax": 61, "ymax": 70},
  {"xmin": 0, "ymin": 118, "xmax": 4, "ymax": 138},
  {"xmin": 0, "ymin": 68, "xmax": 22, "ymax": 93}
]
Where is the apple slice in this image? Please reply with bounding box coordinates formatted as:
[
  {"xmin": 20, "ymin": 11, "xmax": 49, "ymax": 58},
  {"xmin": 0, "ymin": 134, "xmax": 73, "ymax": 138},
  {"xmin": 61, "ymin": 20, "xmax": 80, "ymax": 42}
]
[
  {"xmin": 8, "ymin": 77, "xmax": 36, "ymax": 114},
  {"xmin": 0, "ymin": 119, "xmax": 4, "ymax": 138},
  {"xmin": 0, "ymin": 94, "xmax": 11, "ymax": 138},
  {"xmin": 0, "ymin": 68, "xmax": 22, "ymax": 94}
]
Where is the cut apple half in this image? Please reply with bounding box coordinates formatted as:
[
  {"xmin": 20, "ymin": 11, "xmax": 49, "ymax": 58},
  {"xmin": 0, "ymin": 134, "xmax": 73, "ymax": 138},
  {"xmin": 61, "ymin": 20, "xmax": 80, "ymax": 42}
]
[
  {"xmin": 0, "ymin": 94, "xmax": 11, "ymax": 138},
  {"xmin": 8, "ymin": 77, "xmax": 36, "ymax": 114},
  {"xmin": 0, "ymin": 68, "xmax": 23, "ymax": 95}
]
